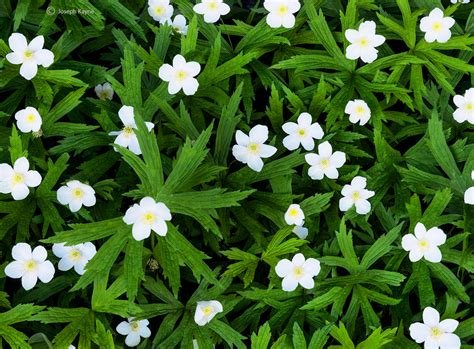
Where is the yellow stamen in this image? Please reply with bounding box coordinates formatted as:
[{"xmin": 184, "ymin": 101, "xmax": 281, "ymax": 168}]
[
  {"xmin": 176, "ymin": 70, "xmax": 187, "ymax": 81},
  {"xmin": 320, "ymin": 159, "xmax": 330, "ymax": 169},
  {"xmin": 69, "ymin": 249, "xmax": 82, "ymax": 261},
  {"xmin": 298, "ymin": 129, "xmax": 306, "ymax": 136},
  {"xmin": 465, "ymin": 103, "xmax": 473, "ymax": 110},
  {"xmin": 23, "ymin": 50, "xmax": 34, "ymax": 59},
  {"xmin": 432, "ymin": 22, "xmax": 442, "ymax": 32},
  {"xmin": 154, "ymin": 6, "xmax": 164, "ymax": 15},
  {"xmin": 25, "ymin": 260, "xmax": 37, "ymax": 271},
  {"xmin": 12, "ymin": 173, "xmax": 24, "ymax": 185},
  {"xmin": 356, "ymin": 106, "xmax": 365, "ymax": 114},
  {"xmin": 207, "ymin": 1, "xmax": 218, "ymax": 10},
  {"xmin": 293, "ymin": 266, "xmax": 303, "ymax": 278},
  {"xmin": 26, "ymin": 114, "xmax": 36, "ymax": 122},
  {"xmin": 277, "ymin": 5, "xmax": 288, "ymax": 15},
  {"xmin": 72, "ymin": 188, "xmax": 84, "ymax": 198},
  {"xmin": 351, "ymin": 191, "xmax": 361, "ymax": 201},
  {"xmin": 142, "ymin": 212, "xmax": 156, "ymax": 224},
  {"xmin": 202, "ymin": 306, "xmax": 213, "ymax": 315},
  {"xmin": 130, "ymin": 321, "xmax": 140, "ymax": 332},
  {"xmin": 247, "ymin": 143, "xmax": 260, "ymax": 153},
  {"xmin": 430, "ymin": 327, "xmax": 442, "ymax": 338}
]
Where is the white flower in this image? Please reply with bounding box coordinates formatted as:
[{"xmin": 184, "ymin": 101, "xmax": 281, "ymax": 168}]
[
  {"xmin": 147, "ymin": 0, "xmax": 173, "ymax": 23},
  {"xmin": 465, "ymin": 171, "xmax": 474, "ymax": 205},
  {"xmin": 263, "ymin": 0, "xmax": 301, "ymax": 29},
  {"xmin": 56, "ymin": 180, "xmax": 96, "ymax": 212},
  {"xmin": 52, "ymin": 242, "xmax": 97, "ymax": 275},
  {"xmin": 282, "ymin": 112, "xmax": 323, "ymax": 151},
  {"xmin": 123, "ymin": 197, "xmax": 172, "ymax": 241},
  {"xmin": 6, "ymin": 33, "xmax": 54, "ymax": 80},
  {"xmin": 420, "ymin": 8, "xmax": 455, "ymax": 43},
  {"xmin": 167, "ymin": 15, "xmax": 188, "ymax": 35},
  {"xmin": 275, "ymin": 253, "xmax": 320, "ymax": 291},
  {"xmin": 345, "ymin": 21, "xmax": 385, "ymax": 63},
  {"xmin": 450, "ymin": 0, "xmax": 469, "ymax": 3},
  {"xmin": 293, "ymin": 225, "xmax": 308, "ymax": 239},
  {"xmin": 453, "ymin": 88, "xmax": 474, "ymax": 124},
  {"xmin": 193, "ymin": 0, "xmax": 230, "ymax": 24},
  {"xmin": 232, "ymin": 125, "xmax": 277, "ymax": 172},
  {"xmin": 116, "ymin": 318, "xmax": 151, "ymax": 347},
  {"xmin": 159, "ymin": 55, "xmax": 201, "ymax": 96},
  {"xmin": 0, "ymin": 157, "xmax": 41, "ymax": 200},
  {"xmin": 14, "ymin": 106, "xmax": 42, "ymax": 133},
  {"xmin": 94, "ymin": 83, "xmax": 114, "ymax": 100},
  {"xmin": 401, "ymin": 223, "xmax": 446, "ymax": 263},
  {"xmin": 4, "ymin": 243, "xmax": 55, "ymax": 290},
  {"xmin": 194, "ymin": 300, "xmax": 223, "ymax": 326},
  {"xmin": 339, "ymin": 176, "xmax": 375, "ymax": 215},
  {"xmin": 345, "ymin": 99, "xmax": 371, "ymax": 126},
  {"xmin": 109, "ymin": 106, "xmax": 154, "ymax": 155},
  {"xmin": 409, "ymin": 307, "xmax": 460, "ymax": 349},
  {"xmin": 305, "ymin": 141, "xmax": 346, "ymax": 180},
  {"xmin": 284, "ymin": 204, "xmax": 304, "ymax": 226}
]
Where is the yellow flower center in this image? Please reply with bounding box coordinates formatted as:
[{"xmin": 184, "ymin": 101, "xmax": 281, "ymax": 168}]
[
  {"xmin": 320, "ymin": 159, "xmax": 330, "ymax": 169},
  {"xmin": 277, "ymin": 5, "xmax": 288, "ymax": 15},
  {"xmin": 23, "ymin": 50, "xmax": 34, "ymax": 59},
  {"xmin": 359, "ymin": 38, "xmax": 368, "ymax": 47},
  {"xmin": 293, "ymin": 266, "xmax": 304, "ymax": 278},
  {"xmin": 154, "ymin": 6, "xmax": 164, "ymax": 15},
  {"xmin": 25, "ymin": 260, "xmax": 37, "ymax": 271},
  {"xmin": 130, "ymin": 321, "xmax": 140, "ymax": 332},
  {"xmin": 69, "ymin": 249, "xmax": 82, "ymax": 261},
  {"xmin": 418, "ymin": 239, "xmax": 429, "ymax": 250},
  {"xmin": 356, "ymin": 106, "xmax": 365, "ymax": 114},
  {"xmin": 123, "ymin": 126, "xmax": 134, "ymax": 136},
  {"xmin": 26, "ymin": 114, "xmax": 36, "ymax": 122},
  {"xmin": 432, "ymin": 22, "xmax": 442, "ymax": 32},
  {"xmin": 430, "ymin": 327, "xmax": 442, "ymax": 338},
  {"xmin": 247, "ymin": 143, "xmax": 260, "ymax": 153},
  {"xmin": 202, "ymin": 306, "xmax": 213, "ymax": 315},
  {"xmin": 465, "ymin": 103, "xmax": 473, "ymax": 111},
  {"xmin": 298, "ymin": 129, "xmax": 306, "ymax": 136},
  {"xmin": 142, "ymin": 212, "xmax": 156, "ymax": 225},
  {"xmin": 289, "ymin": 208, "xmax": 299, "ymax": 216},
  {"xmin": 72, "ymin": 188, "xmax": 84, "ymax": 199},
  {"xmin": 207, "ymin": 1, "xmax": 218, "ymax": 10},
  {"xmin": 351, "ymin": 191, "xmax": 361, "ymax": 201},
  {"xmin": 176, "ymin": 70, "xmax": 187, "ymax": 81},
  {"xmin": 12, "ymin": 173, "xmax": 24, "ymax": 185}
]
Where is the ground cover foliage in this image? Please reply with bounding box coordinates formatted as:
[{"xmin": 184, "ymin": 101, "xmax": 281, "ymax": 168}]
[{"xmin": 0, "ymin": 0, "xmax": 473, "ymax": 348}]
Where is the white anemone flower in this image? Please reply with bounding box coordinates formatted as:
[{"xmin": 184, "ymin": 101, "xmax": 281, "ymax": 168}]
[
  {"xmin": 123, "ymin": 197, "xmax": 172, "ymax": 241},
  {"xmin": 6, "ymin": 33, "xmax": 54, "ymax": 80},
  {"xmin": 420, "ymin": 8, "xmax": 455, "ymax": 43},
  {"xmin": 284, "ymin": 204, "xmax": 304, "ymax": 226},
  {"xmin": 453, "ymin": 88, "xmax": 474, "ymax": 124},
  {"xmin": 116, "ymin": 318, "xmax": 151, "ymax": 347},
  {"xmin": 305, "ymin": 141, "xmax": 346, "ymax": 180},
  {"xmin": 345, "ymin": 99, "xmax": 371, "ymax": 126},
  {"xmin": 94, "ymin": 83, "xmax": 114, "ymax": 100},
  {"xmin": 275, "ymin": 253, "xmax": 320, "ymax": 291},
  {"xmin": 56, "ymin": 180, "xmax": 96, "ymax": 213},
  {"xmin": 465, "ymin": 171, "xmax": 474, "ymax": 205},
  {"xmin": 14, "ymin": 106, "xmax": 42, "ymax": 133},
  {"xmin": 409, "ymin": 307, "xmax": 461, "ymax": 349},
  {"xmin": 4, "ymin": 243, "xmax": 55, "ymax": 290},
  {"xmin": 232, "ymin": 125, "xmax": 277, "ymax": 172},
  {"xmin": 193, "ymin": 0, "xmax": 230, "ymax": 24},
  {"xmin": 293, "ymin": 225, "xmax": 308, "ymax": 239},
  {"xmin": 147, "ymin": 0, "xmax": 174, "ymax": 23},
  {"xmin": 282, "ymin": 112, "xmax": 324, "ymax": 151},
  {"xmin": 345, "ymin": 21, "xmax": 385, "ymax": 63},
  {"xmin": 159, "ymin": 55, "xmax": 201, "ymax": 96},
  {"xmin": 263, "ymin": 0, "xmax": 301, "ymax": 29},
  {"xmin": 0, "ymin": 157, "xmax": 41, "ymax": 200},
  {"xmin": 401, "ymin": 223, "xmax": 446, "ymax": 263},
  {"xmin": 194, "ymin": 300, "xmax": 223, "ymax": 326},
  {"xmin": 168, "ymin": 15, "xmax": 188, "ymax": 35},
  {"xmin": 109, "ymin": 106, "xmax": 154, "ymax": 155},
  {"xmin": 339, "ymin": 176, "xmax": 375, "ymax": 215},
  {"xmin": 52, "ymin": 242, "xmax": 97, "ymax": 275}
]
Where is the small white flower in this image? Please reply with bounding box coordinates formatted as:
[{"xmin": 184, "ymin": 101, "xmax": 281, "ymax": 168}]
[
  {"xmin": 282, "ymin": 112, "xmax": 323, "ymax": 151},
  {"xmin": 453, "ymin": 88, "xmax": 474, "ymax": 124},
  {"xmin": 6, "ymin": 33, "xmax": 54, "ymax": 80},
  {"xmin": 293, "ymin": 225, "xmax": 308, "ymax": 239},
  {"xmin": 52, "ymin": 242, "xmax": 97, "ymax": 275},
  {"xmin": 193, "ymin": 0, "xmax": 230, "ymax": 24},
  {"xmin": 147, "ymin": 0, "xmax": 174, "ymax": 23},
  {"xmin": 4, "ymin": 243, "xmax": 55, "ymax": 290},
  {"xmin": 345, "ymin": 99, "xmax": 371, "ymax": 126},
  {"xmin": 14, "ymin": 106, "xmax": 42, "ymax": 133},
  {"xmin": 232, "ymin": 125, "xmax": 277, "ymax": 172},
  {"xmin": 420, "ymin": 8, "xmax": 455, "ymax": 43},
  {"xmin": 345, "ymin": 21, "xmax": 385, "ymax": 63},
  {"xmin": 116, "ymin": 318, "xmax": 151, "ymax": 347},
  {"xmin": 0, "ymin": 157, "xmax": 41, "ymax": 200},
  {"xmin": 159, "ymin": 55, "xmax": 201, "ymax": 96},
  {"xmin": 275, "ymin": 253, "xmax": 320, "ymax": 292},
  {"xmin": 409, "ymin": 307, "xmax": 461, "ymax": 349},
  {"xmin": 339, "ymin": 176, "xmax": 375, "ymax": 215},
  {"xmin": 263, "ymin": 0, "xmax": 301, "ymax": 29},
  {"xmin": 465, "ymin": 171, "xmax": 474, "ymax": 205},
  {"xmin": 123, "ymin": 197, "xmax": 172, "ymax": 241},
  {"xmin": 450, "ymin": 0, "xmax": 469, "ymax": 3},
  {"xmin": 56, "ymin": 180, "xmax": 96, "ymax": 213},
  {"xmin": 167, "ymin": 15, "xmax": 188, "ymax": 35},
  {"xmin": 194, "ymin": 300, "xmax": 223, "ymax": 326},
  {"xmin": 109, "ymin": 106, "xmax": 154, "ymax": 155},
  {"xmin": 401, "ymin": 223, "xmax": 446, "ymax": 263},
  {"xmin": 94, "ymin": 83, "xmax": 114, "ymax": 100},
  {"xmin": 305, "ymin": 141, "xmax": 346, "ymax": 180},
  {"xmin": 284, "ymin": 204, "xmax": 304, "ymax": 226}
]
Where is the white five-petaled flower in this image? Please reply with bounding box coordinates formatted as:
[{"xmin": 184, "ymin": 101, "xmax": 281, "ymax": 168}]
[
  {"xmin": 194, "ymin": 300, "xmax": 223, "ymax": 326},
  {"xmin": 284, "ymin": 204, "xmax": 304, "ymax": 226},
  {"xmin": 14, "ymin": 106, "xmax": 42, "ymax": 133},
  {"xmin": 409, "ymin": 307, "xmax": 461, "ymax": 349},
  {"xmin": 401, "ymin": 223, "xmax": 446, "ymax": 263},
  {"xmin": 451, "ymin": 0, "xmax": 469, "ymax": 3},
  {"xmin": 95, "ymin": 83, "xmax": 114, "ymax": 100},
  {"xmin": 263, "ymin": 0, "xmax": 301, "ymax": 29},
  {"xmin": 345, "ymin": 99, "xmax": 371, "ymax": 126},
  {"xmin": 52, "ymin": 242, "xmax": 97, "ymax": 275},
  {"xmin": 57, "ymin": 180, "xmax": 96, "ymax": 213},
  {"xmin": 159, "ymin": 55, "xmax": 201, "ymax": 96},
  {"xmin": 109, "ymin": 106, "xmax": 154, "ymax": 155},
  {"xmin": 232, "ymin": 125, "xmax": 277, "ymax": 172},
  {"xmin": 275, "ymin": 253, "xmax": 320, "ymax": 291},
  {"xmin": 4, "ymin": 243, "xmax": 55, "ymax": 291},
  {"xmin": 6, "ymin": 33, "xmax": 54, "ymax": 80},
  {"xmin": 453, "ymin": 88, "xmax": 474, "ymax": 125},
  {"xmin": 339, "ymin": 176, "xmax": 375, "ymax": 215},
  {"xmin": 293, "ymin": 225, "xmax": 308, "ymax": 239},
  {"xmin": 193, "ymin": 0, "xmax": 230, "ymax": 24},
  {"xmin": 465, "ymin": 171, "xmax": 474, "ymax": 205},
  {"xmin": 147, "ymin": 0, "xmax": 174, "ymax": 23},
  {"xmin": 305, "ymin": 141, "xmax": 346, "ymax": 180},
  {"xmin": 123, "ymin": 197, "xmax": 172, "ymax": 241},
  {"xmin": 282, "ymin": 112, "xmax": 324, "ymax": 151},
  {"xmin": 167, "ymin": 15, "xmax": 188, "ymax": 35},
  {"xmin": 0, "ymin": 157, "xmax": 41, "ymax": 200},
  {"xmin": 116, "ymin": 318, "xmax": 151, "ymax": 347},
  {"xmin": 420, "ymin": 8, "xmax": 455, "ymax": 43},
  {"xmin": 345, "ymin": 21, "xmax": 385, "ymax": 63}
]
